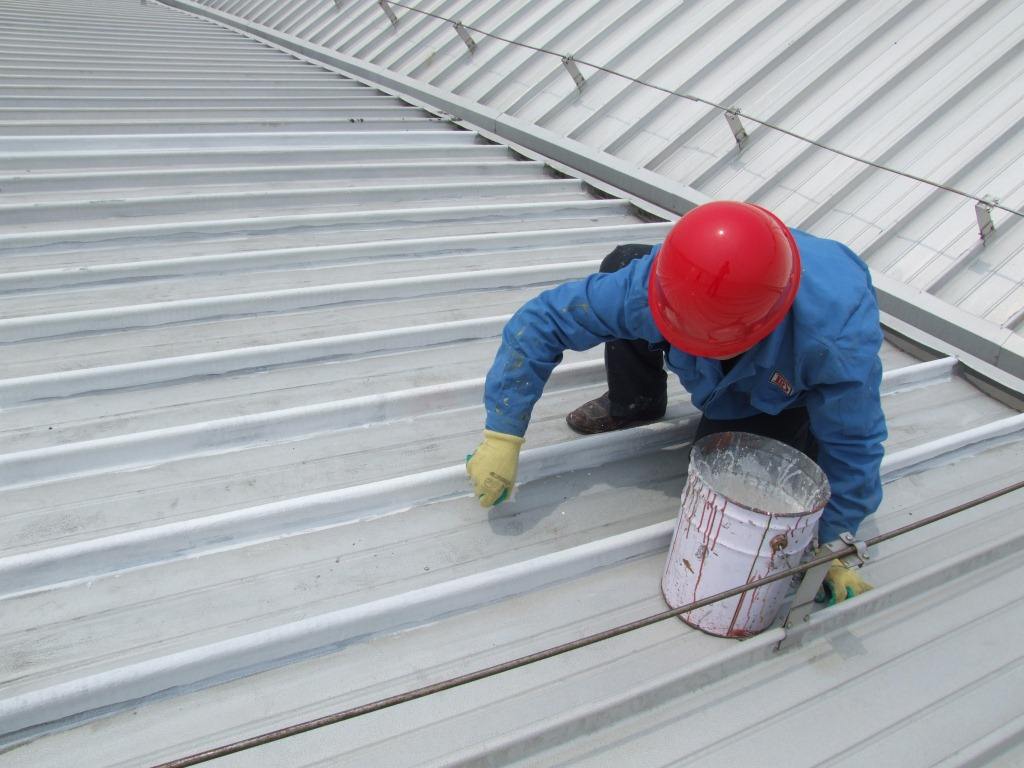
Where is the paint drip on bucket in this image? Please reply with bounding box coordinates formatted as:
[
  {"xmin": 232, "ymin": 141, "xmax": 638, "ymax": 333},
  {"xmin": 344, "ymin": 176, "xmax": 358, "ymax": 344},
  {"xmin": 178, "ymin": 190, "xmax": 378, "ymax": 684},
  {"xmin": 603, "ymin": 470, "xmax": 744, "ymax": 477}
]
[{"xmin": 662, "ymin": 431, "xmax": 830, "ymax": 638}]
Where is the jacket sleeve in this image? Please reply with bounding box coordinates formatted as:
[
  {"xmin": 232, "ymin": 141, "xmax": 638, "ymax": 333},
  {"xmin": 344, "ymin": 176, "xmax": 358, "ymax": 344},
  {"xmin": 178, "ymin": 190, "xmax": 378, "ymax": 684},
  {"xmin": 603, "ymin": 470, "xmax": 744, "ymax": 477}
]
[
  {"xmin": 484, "ymin": 255, "xmax": 662, "ymax": 437},
  {"xmin": 805, "ymin": 333, "xmax": 887, "ymax": 544}
]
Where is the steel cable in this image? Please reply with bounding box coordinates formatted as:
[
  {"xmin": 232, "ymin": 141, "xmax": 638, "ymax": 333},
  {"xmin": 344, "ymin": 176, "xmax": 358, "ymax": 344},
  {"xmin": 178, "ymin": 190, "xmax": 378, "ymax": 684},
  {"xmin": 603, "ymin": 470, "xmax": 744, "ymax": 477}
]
[
  {"xmin": 152, "ymin": 478, "xmax": 1024, "ymax": 767},
  {"xmin": 365, "ymin": 0, "xmax": 1022, "ymax": 220}
]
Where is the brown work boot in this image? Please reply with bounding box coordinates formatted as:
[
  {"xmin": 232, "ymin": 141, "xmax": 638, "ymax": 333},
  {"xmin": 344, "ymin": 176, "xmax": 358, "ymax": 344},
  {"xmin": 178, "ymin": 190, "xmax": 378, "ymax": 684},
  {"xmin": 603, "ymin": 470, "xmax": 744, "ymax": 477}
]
[{"xmin": 565, "ymin": 392, "xmax": 665, "ymax": 435}]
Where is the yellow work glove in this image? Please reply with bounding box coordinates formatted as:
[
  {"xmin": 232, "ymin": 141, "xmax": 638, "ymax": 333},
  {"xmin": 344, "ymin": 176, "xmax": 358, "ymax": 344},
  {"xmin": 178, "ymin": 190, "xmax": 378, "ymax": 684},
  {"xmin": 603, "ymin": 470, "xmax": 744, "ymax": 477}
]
[
  {"xmin": 465, "ymin": 430, "xmax": 524, "ymax": 507},
  {"xmin": 823, "ymin": 559, "xmax": 873, "ymax": 605}
]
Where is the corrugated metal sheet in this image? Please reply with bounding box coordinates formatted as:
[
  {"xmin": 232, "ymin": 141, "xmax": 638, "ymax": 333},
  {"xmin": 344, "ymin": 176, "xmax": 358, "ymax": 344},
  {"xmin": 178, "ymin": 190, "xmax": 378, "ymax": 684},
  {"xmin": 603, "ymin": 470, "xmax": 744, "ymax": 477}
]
[
  {"xmin": 186, "ymin": 0, "xmax": 1024, "ymax": 339},
  {"xmin": 2, "ymin": 1, "xmax": 1024, "ymax": 766}
]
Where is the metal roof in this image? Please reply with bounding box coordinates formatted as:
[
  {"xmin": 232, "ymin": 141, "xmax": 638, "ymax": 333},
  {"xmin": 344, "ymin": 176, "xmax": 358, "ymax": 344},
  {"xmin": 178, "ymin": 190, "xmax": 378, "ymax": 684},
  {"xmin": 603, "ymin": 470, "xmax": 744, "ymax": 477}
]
[
  {"xmin": 2, "ymin": 1, "xmax": 1024, "ymax": 766},
  {"xmin": 182, "ymin": 0, "xmax": 1024, "ymax": 341}
]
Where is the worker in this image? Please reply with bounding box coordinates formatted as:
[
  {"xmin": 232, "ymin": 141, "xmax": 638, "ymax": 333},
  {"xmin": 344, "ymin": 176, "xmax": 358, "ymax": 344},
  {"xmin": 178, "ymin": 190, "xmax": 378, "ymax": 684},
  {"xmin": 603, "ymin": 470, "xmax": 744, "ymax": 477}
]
[{"xmin": 466, "ymin": 201, "xmax": 886, "ymax": 604}]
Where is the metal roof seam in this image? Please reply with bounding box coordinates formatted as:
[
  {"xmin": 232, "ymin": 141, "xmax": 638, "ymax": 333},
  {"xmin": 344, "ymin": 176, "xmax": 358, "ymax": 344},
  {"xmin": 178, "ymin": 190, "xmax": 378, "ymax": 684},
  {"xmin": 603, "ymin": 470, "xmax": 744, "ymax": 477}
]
[{"xmin": 3, "ymin": 2, "xmax": 1024, "ymax": 764}]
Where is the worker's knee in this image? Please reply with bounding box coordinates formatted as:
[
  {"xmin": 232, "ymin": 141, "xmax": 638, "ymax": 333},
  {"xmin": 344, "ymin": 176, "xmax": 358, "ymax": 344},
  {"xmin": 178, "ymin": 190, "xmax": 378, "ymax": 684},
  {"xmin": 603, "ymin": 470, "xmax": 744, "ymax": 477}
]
[{"xmin": 600, "ymin": 243, "xmax": 653, "ymax": 273}]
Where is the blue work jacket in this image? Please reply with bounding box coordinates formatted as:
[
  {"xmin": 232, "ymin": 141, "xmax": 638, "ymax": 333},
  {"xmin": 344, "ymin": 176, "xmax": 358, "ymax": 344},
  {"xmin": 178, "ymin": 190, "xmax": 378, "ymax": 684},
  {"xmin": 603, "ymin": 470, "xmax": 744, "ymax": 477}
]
[{"xmin": 483, "ymin": 228, "xmax": 887, "ymax": 544}]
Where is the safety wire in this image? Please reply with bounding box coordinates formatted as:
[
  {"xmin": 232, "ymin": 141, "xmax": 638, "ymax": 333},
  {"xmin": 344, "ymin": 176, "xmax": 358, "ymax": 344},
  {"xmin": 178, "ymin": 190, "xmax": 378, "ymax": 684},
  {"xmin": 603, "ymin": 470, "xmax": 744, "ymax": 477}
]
[
  {"xmin": 153, "ymin": 478, "xmax": 1024, "ymax": 767},
  {"xmin": 368, "ymin": 0, "xmax": 1023, "ymax": 220}
]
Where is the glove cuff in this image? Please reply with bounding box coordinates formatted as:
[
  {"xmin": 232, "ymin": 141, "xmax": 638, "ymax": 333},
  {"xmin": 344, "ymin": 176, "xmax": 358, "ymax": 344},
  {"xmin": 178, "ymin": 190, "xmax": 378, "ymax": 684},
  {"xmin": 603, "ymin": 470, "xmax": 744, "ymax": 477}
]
[{"xmin": 483, "ymin": 429, "xmax": 525, "ymax": 446}]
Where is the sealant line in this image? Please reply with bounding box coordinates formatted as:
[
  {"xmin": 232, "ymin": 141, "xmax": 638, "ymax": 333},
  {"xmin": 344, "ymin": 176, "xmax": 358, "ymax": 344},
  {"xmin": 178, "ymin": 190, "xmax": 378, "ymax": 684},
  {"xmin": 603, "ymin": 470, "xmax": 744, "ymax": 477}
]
[
  {"xmin": 0, "ymin": 358, "xmax": 604, "ymax": 491},
  {"xmin": 0, "ymin": 197, "xmax": 627, "ymax": 251},
  {"xmin": 0, "ymin": 39, "xmax": 266, "ymax": 51},
  {"xmin": 0, "ymin": 130, "xmax": 480, "ymax": 153},
  {"xmin": 0, "ymin": 117, "xmax": 449, "ymax": 134},
  {"xmin": 879, "ymin": 356, "xmax": 957, "ymax": 394},
  {"xmin": 0, "ymin": 146, "xmax": 514, "ymax": 174},
  {"xmin": 1, "ymin": 395, "xmax": 1014, "ymax": 721},
  {"xmin": 0, "ymin": 159, "xmax": 542, "ymax": 190},
  {"xmin": 0, "ymin": 260, "xmax": 596, "ymax": 343},
  {"xmin": 2, "ymin": 524, "xmax": 674, "ymax": 742},
  {"xmin": 0, "ymin": 72, "xmax": 360, "ymax": 80},
  {"xmin": 0, "ymin": 315, "xmax": 513, "ymax": 406},
  {"xmin": 0, "ymin": 355, "xmax": 959, "ymax": 489},
  {"xmin": 881, "ymin": 413, "xmax": 1024, "ymax": 481},
  {"xmin": 151, "ymin": 479, "xmax": 1024, "ymax": 768},
  {"xmin": 0, "ymin": 222, "xmax": 668, "ymax": 293},
  {"xmin": 0, "ymin": 177, "xmax": 586, "ymax": 223}
]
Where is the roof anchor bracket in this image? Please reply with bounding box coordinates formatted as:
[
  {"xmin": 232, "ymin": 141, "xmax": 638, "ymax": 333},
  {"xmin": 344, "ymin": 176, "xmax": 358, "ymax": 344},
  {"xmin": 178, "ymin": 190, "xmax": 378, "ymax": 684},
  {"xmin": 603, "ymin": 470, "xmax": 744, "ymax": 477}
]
[
  {"xmin": 453, "ymin": 21, "xmax": 476, "ymax": 53},
  {"xmin": 377, "ymin": 0, "xmax": 398, "ymax": 27},
  {"xmin": 561, "ymin": 56, "xmax": 585, "ymax": 92},
  {"xmin": 724, "ymin": 108, "xmax": 749, "ymax": 151},
  {"xmin": 976, "ymin": 197, "xmax": 997, "ymax": 244},
  {"xmin": 774, "ymin": 541, "xmax": 845, "ymax": 652}
]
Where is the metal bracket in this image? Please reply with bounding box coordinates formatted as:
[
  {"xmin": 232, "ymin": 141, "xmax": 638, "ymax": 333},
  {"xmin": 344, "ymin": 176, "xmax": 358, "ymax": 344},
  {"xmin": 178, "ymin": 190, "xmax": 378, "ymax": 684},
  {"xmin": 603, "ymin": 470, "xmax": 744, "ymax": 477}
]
[
  {"xmin": 561, "ymin": 56, "xmax": 585, "ymax": 92},
  {"xmin": 976, "ymin": 197, "xmax": 997, "ymax": 244},
  {"xmin": 453, "ymin": 21, "xmax": 476, "ymax": 53},
  {"xmin": 377, "ymin": 0, "xmax": 398, "ymax": 27},
  {"xmin": 724, "ymin": 108, "xmax": 749, "ymax": 150},
  {"xmin": 839, "ymin": 532, "xmax": 870, "ymax": 565},
  {"xmin": 774, "ymin": 540, "xmax": 846, "ymax": 651}
]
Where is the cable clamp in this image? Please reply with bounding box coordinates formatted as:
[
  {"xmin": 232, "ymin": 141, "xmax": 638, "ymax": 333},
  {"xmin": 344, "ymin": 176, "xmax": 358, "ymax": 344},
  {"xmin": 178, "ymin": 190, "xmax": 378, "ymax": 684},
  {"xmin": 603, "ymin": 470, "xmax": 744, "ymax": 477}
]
[{"xmin": 839, "ymin": 532, "xmax": 869, "ymax": 565}]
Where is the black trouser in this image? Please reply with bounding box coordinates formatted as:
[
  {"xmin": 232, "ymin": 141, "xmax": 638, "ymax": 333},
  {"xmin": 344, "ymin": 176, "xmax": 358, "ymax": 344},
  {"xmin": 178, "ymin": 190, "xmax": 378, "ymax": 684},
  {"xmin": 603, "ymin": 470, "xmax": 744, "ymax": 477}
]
[{"xmin": 601, "ymin": 244, "xmax": 819, "ymax": 461}]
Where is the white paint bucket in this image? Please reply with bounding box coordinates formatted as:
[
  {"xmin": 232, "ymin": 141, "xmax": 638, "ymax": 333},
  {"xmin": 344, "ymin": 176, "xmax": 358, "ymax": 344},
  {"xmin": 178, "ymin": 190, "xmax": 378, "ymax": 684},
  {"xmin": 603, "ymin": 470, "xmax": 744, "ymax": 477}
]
[{"xmin": 662, "ymin": 431, "xmax": 830, "ymax": 638}]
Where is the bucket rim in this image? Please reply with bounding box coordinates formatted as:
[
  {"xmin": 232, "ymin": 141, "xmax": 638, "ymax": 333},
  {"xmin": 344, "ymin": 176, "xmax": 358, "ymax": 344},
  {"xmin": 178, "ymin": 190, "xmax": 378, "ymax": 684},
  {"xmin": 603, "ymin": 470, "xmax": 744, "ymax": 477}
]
[{"xmin": 690, "ymin": 431, "xmax": 831, "ymax": 518}]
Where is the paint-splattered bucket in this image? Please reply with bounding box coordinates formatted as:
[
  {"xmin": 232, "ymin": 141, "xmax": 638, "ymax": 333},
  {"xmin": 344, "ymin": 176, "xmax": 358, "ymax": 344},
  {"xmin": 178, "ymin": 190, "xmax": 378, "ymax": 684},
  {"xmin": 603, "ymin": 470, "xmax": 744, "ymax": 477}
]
[{"xmin": 662, "ymin": 431, "xmax": 831, "ymax": 638}]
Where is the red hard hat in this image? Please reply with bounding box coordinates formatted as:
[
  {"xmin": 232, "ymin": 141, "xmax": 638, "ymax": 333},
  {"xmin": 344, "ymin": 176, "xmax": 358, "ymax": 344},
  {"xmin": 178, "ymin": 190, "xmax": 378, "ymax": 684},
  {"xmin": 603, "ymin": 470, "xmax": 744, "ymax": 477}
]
[{"xmin": 647, "ymin": 201, "xmax": 800, "ymax": 358}]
